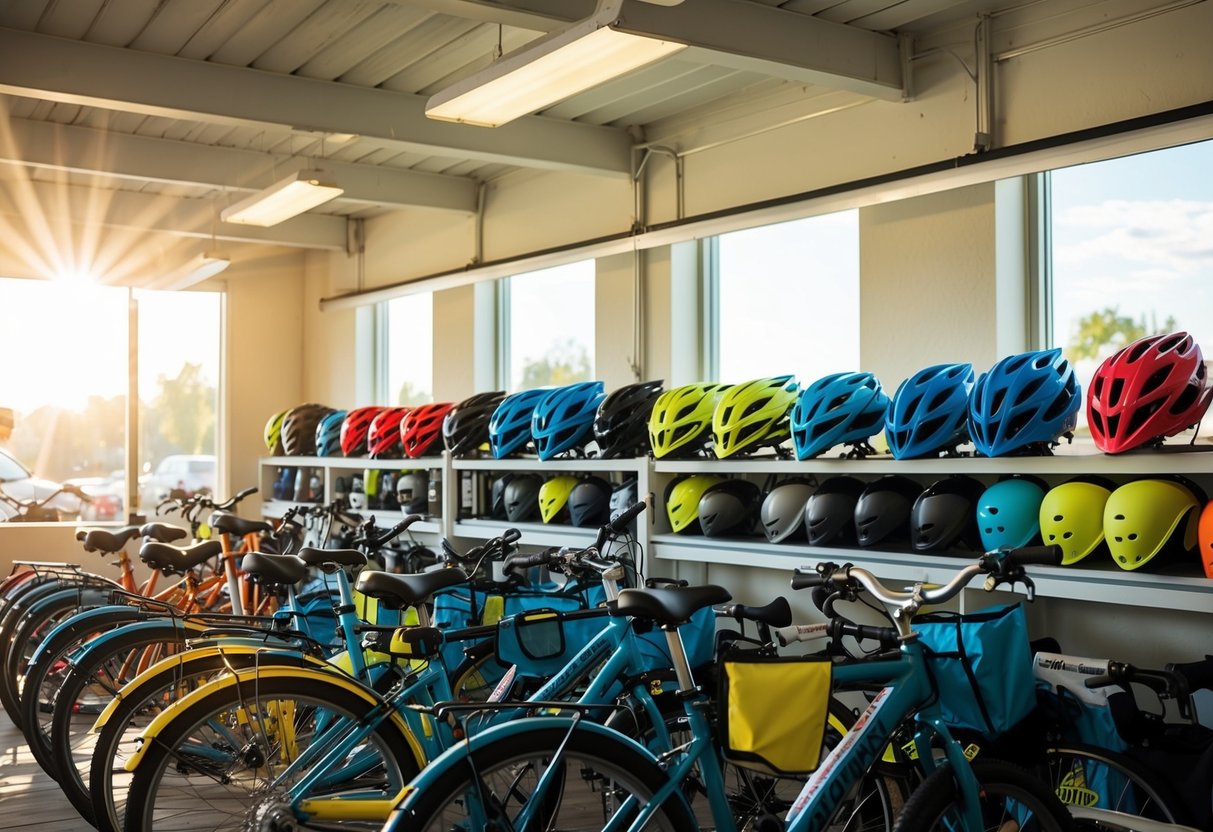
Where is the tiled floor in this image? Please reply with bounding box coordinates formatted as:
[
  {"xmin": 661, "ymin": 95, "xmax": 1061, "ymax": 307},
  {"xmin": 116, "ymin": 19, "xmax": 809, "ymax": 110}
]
[{"xmin": 0, "ymin": 713, "xmax": 94, "ymax": 830}]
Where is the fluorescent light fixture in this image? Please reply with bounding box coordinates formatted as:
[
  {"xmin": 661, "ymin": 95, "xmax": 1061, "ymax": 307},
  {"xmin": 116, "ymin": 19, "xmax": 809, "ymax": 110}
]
[
  {"xmin": 425, "ymin": 2, "xmax": 686, "ymax": 128},
  {"xmin": 221, "ymin": 170, "xmax": 343, "ymax": 227},
  {"xmin": 152, "ymin": 252, "xmax": 231, "ymax": 291}
]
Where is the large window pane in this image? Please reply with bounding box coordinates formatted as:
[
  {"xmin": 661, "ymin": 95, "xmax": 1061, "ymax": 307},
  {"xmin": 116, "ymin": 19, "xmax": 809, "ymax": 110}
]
[
  {"xmin": 0, "ymin": 278, "xmax": 127, "ymax": 521},
  {"xmin": 386, "ymin": 293, "xmax": 434, "ymax": 405},
  {"xmin": 1050, "ymin": 139, "xmax": 1213, "ymax": 438},
  {"xmin": 506, "ymin": 261, "xmax": 595, "ymax": 390},
  {"xmin": 136, "ymin": 289, "xmax": 222, "ymax": 511},
  {"xmin": 715, "ymin": 210, "xmax": 860, "ymax": 383}
]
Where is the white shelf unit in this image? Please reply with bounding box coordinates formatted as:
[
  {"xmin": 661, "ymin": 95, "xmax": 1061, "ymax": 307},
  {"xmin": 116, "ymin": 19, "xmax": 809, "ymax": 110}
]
[
  {"xmin": 449, "ymin": 456, "xmax": 652, "ymax": 553},
  {"xmin": 258, "ymin": 454, "xmax": 450, "ymax": 538},
  {"xmin": 649, "ymin": 451, "xmax": 1213, "ymax": 615}
]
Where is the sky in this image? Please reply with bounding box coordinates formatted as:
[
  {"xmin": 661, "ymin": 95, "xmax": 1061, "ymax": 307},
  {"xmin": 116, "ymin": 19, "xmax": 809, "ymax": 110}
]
[
  {"xmin": 0, "ymin": 279, "xmax": 221, "ymax": 414},
  {"xmin": 387, "ymin": 291, "xmax": 434, "ymax": 401},
  {"xmin": 507, "ymin": 261, "xmax": 596, "ymax": 391}
]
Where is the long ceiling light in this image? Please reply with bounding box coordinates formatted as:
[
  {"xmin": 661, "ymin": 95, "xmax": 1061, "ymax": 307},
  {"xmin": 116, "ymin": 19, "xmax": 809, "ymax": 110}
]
[
  {"xmin": 146, "ymin": 252, "xmax": 231, "ymax": 291},
  {"xmin": 425, "ymin": 0, "xmax": 687, "ymax": 128},
  {"xmin": 221, "ymin": 170, "xmax": 343, "ymax": 227}
]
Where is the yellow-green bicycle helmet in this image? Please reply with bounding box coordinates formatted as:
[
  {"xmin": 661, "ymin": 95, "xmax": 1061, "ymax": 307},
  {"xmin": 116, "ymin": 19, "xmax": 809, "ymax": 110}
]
[
  {"xmin": 264, "ymin": 409, "xmax": 288, "ymax": 456},
  {"xmin": 648, "ymin": 383, "xmax": 729, "ymax": 459},
  {"xmin": 712, "ymin": 375, "xmax": 799, "ymax": 458},
  {"xmin": 539, "ymin": 475, "xmax": 580, "ymax": 524},
  {"xmin": 665, "ymin": 474, "xmax": 724, "ymax": 534},
  {"xmin": 1039, "ymin": 478, "xmax": 1114, "ymax": 566},
  {"xmin": 1104, "ymin": 479, "xmax": 1200, "ymax": 571}
]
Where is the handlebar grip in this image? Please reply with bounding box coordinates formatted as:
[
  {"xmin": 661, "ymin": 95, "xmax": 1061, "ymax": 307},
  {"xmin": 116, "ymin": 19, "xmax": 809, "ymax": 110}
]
[
  {"xmin": 502, "ymin": 528, "xmax": 522, "ymax": 544},
  {"xmin": 504, "ymin": 551, "xmax": 552, "ymax": 570},
  {"xmin": 791, "ymin": 572, "xmax": 825, "ymax": 591},
  {"xmin": 610, "ymin": 501, "xmax": 646, "ymax": 532},
  {"xmin": 234, "ymin": 486, "xmax": 258, "ymax": 501},
  {"xmin": 774, "ymin": 623, "xmax": 829, "ymax": 647},
  {"xmin": 1005, "ymin": 545, "xmax": 1063, "ymax": 567}
]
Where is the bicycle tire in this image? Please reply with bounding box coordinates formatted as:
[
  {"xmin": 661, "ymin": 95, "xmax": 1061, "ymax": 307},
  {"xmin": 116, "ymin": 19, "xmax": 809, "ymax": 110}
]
[
  {"xmin": 18, "ymin": 606, "xmax": 153, "ymax": 778},
  {"xmin": 893, "ymin": 757, "xmax": 1074, "ymax": 832},
  {"xmin": 447, "ymin": 642, "xmax": 506, "ymax": 702},
  {"xmin": 389, "ymin": 723, "xmax": 697, "ymax": 832},
  {"xmin": 0, "ymin": 577, "xmax": 79, "ymax": 722},
  {"xmin": 89, "ymin": 650, "xmax": 328, "ymax": 832},
  {"xmin": 123, "ymin": 673, "xmax": 420, "ymax": 832},
  {"xmin": 1042, "ymin": 743, "xmax": 1190, "ymax": 825},
  {"xmin": 48, "ymin": 624, "xmax": 192, "ymax": 823}
]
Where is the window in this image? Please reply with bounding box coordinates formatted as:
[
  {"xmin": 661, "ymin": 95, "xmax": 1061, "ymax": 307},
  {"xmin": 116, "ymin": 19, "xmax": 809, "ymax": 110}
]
[
  {"xmin": 502, "ymin": 260, "xmax": 595, "ymax": 391},
  {"xmin": 1048, "ymin": 138, "xmax": 1213, "ymax": 437},
  {"xmin": 384, "ymin": 293, "xmax": 434, "ymax": 405},
  {"xmin": 0, "ymin": 278, "xmax": 221, "ymax": 522},
  {"xmin": 710, "ymin": 210, "xmax": 860, "ymax": 384}
]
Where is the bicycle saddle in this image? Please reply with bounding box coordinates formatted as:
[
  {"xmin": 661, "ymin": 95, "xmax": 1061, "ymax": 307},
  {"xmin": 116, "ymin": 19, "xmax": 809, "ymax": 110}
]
[
  {"xmin": 139, "ymin": 540, "xmax": 223, "ymax": 574},
  {"xmin": 139, "ymin": 522, "xmax": 189, "ymax": 544},
  {"xmin": 78, "ymin": 526, "xmax": 142, "ymax": 554},
  {"xmin": 242, "ymin": 552, "xmax": 308, "ymax": 585},
  {"xmin": 298, "ymin": 547, "xmax": 366, "ymax": 568},
  {"xmin": 356, "ymin": 568, "xmax": 468, "ymax": 610},
  {"xmin": 209, "ymin": 511, "xmax": 273, "ymax": 537},
  {"xmin": 614, "ymin": 585, "xmax": 732, "ymax": 626}
]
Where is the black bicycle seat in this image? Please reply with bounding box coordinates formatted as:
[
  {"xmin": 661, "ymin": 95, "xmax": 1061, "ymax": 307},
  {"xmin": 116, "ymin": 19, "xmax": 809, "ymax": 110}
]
[
  {"xmin": 79, "ymin": 527, "xmax": 142, "ymax": 554},
  {"xmin": 210, "ymin": 512, "xmax": 273, "ymax": 537},
  {"xmin": 140, "ymin": 540, "xmax": 223, "ymax": 574},
  {"xmin": 140, "ymin": 523, "xmax": 189, "ymax": 544},
  {"xmin": 298, "ymin": 547, "xmax": 366, "ymax": 568},
  {"xmin": 356, "ymin": 568, "xmax": 468, "ymax": 610},
  {"xmin": 614, "ymin": 585, "xmax": 732, "ymax": 626},
  {"xmin": 242, "ymin": 552, "xmax": 308, "ymax": 585}
]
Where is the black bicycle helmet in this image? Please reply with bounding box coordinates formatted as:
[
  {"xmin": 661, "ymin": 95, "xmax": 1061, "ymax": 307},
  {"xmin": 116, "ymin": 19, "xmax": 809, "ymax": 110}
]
[
  {"xmin": 804, "ymin": 476, "xmax": 866, "ymax": 546},
  {"xmin": 503, "ymin": 473, "xmax": 542, "ymax": 523},
  {"xmin": 569, "ymin": 476, "xmax": 613, "ymax": 528},
  {"xmin": 854, "ymin": 475, "xmax": 922, "ymax": 548},
  {"xmin": 698, "ymin": 479, "xmax": 762, "ymax": 538},
  {"xmin": 910, "ymin": 475, "xmax": 986, "ymax": 553},
  {"xmin": 282, "ymin": 403, "xmax": 336, "ymax": 457},
  {"xmin": 489, "ymin": 473, "xmax": 515, "ymax": 520},
  {"xmin": 443, "ymin": 391, "xmax": 506, "ymax": 457},
  {"xmin": 594, "ymin": 380, "xmax": 664, "ymax": 459},
  {"xmin": 760, "ymin": 480, "xmax": 815, "ymax": 544},
  {"xmin": 610, "ymin": 478, "xmax": 640, "ymax": 525}
]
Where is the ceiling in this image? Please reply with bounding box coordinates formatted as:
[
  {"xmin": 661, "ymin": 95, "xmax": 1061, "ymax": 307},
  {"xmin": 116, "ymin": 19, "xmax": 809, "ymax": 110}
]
[{"xmin": 0, "ymin": 0, "xmax": 1008, "ymax": 267}]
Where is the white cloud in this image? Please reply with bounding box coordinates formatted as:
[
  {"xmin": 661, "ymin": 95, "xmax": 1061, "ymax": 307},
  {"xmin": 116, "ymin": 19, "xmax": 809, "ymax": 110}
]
[{"xmin": 1055, "ymin": 199, "xmax": 1213, "ymax": 274}]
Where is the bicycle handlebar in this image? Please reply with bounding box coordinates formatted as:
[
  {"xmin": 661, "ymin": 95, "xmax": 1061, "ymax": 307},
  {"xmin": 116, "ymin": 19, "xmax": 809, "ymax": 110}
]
[{"xmin": 774, "ymin": 619, "xmax": 901, "ymax": 649}]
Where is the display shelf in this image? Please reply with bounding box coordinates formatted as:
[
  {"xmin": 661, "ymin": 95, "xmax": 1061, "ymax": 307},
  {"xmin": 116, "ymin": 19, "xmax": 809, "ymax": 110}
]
[
  {"xmin": 653, "ymin": 446, "xmax": 1213, "ymax": 477},
  {"xmin": 452, "ymin": 457, "xmax": 648, "ymax": 474},
  {"xmin": 258, "ymin": 499, "xmax": 442, "ymax": 535},
  {"xmin": 454, "ymin": 518, "xmax": 599, "ymax": 549},
  {"xmin": 651, "ymin": 535, "xmax": 1213, "ymax": 614},
  {"xmin": 262, "ymin": 456, "xmax": 444, "ymax": 471}
]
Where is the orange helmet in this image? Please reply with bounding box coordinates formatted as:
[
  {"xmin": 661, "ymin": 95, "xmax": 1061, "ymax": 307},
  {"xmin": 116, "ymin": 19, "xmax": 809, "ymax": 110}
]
[{"xmin": 1199, "ymin": 501, "xmax": 1213, "ymax": 579}]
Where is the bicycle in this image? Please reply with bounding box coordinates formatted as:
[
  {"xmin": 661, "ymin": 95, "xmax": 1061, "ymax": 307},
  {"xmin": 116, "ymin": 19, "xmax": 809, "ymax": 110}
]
[
  {"xmin": 387, "ymin": 545, "xmax": 1074, "ymax": 832},
  {"xmin": 118, "ymin": 503, "xmax": 735, "ymax": 831}
]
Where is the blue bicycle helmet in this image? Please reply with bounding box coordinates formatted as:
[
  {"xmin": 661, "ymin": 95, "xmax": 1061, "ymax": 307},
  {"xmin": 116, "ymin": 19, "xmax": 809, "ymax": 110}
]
[
  {"xmin": 531, "ymin": 381, "xmax": 606, "ymax": 461},
  {"xmin": 968, "ymin": 348, "xmax": 1081, "ymax": 457},
  {"xmin": 792, "ymin": 372, "xmax": 889, "ymax": 459},
  {"xmin": 489, "ymin": 388, "xmax": 550, "ymax": 458},
  {"xmin": 315, "ymin": 410, "xmax": 347, "ymax": 457},
  {"xmin": 885, "ymin": 363, "xmax": 975, "ymax": 460},
  {"xmin": 977, "ymin": 477, "xmax": 1046, "ymax": 552}
]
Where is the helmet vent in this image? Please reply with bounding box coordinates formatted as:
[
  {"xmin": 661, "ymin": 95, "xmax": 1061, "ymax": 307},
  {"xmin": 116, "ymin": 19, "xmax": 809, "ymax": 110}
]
[
  {"xmin": 919, "ymin": 522, "xmax": 935, "ymax": 532},
  {"xmin": 1113, "ymin": 514, "xmax": 1125, "ymax": 521},
  {"xmin": 1171, "ymin": 383, "xmax": 1199, "ymax": 414},
  {"xmin": 675, "ymin": 403, "xmax": 697, "ymax": 421},
  {"xmin": 1141, "ymin": 366, "xmax": 1173, "ymax": 397},
  {"xmin": 1043, "ymin": 393, "xmax": 1074, "ymax": 422},
  {"xmin": 917, "ymin": 414, "xmax": 945, "ymax": 440},
  {"xmin": 1128, "ymin": 533, "xmax": 1138, "ymax": 540},
  {"xmin": 902, "ymin": 397, "xmax": 920, "ymax": 420},
  {"xmin": 1158, "ymin": 332, "xmax": 1185, "ymax": 353},
  {"xmin": 1063, "ymin": 532, "xmax": 1072, "ymax": 539},
  {"xmin": 817, "ymin": 413, "xmax": 846, "ymax": 435},
  {"xmin": 1053, "ymin": 514, "xmax": 1063, "ymax": 522},
  {"xmin": 1006, "ymin": 355, "xmax": 1031, "ymax": 373},
  {"xmin": 987, "ymin": 507, "xmax": 999, "ymax": 515},
  {"xmin": 927, "ymin": 389, "xmax": 952, "ymax": 412},
  {"xmin": 989, "ymin": 388, "xmax": 1006, "ymax": 415},
  {"xmin": 1128, "ymin": 339, "xmax": 1154, "ymax": 362},
  {"xmin": 1014, "ymin": 376, "xmax": 1045, "ymax": 406},
  {"xmin": 1126, "ymin": 399, "xmax": 1163, "ymax": 437},
  {"xmin": 1108, "ymin": 378, "xmax": 1124, "ymax": 406}
]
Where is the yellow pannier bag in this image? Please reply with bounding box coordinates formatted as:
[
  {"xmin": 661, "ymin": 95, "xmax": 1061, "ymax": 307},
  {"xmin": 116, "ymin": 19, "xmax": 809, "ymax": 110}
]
[{"xmin": 720, "ymin": 653, "xmax": 833, "ymax": 777}]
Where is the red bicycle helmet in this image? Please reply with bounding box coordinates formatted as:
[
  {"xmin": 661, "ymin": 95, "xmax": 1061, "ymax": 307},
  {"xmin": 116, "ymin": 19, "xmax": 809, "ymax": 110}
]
[
  {"xmin": 1087, "ymin": 332, "xmax": 1213, "ymax": 453},
  {"xmin": 368, "ymin": 407, "xmax": 410, "ymax": 459},
  {"xmin": 400, "ymin": 402, "xmax": 454, "ymax": 459},
  {"xmin": 340, "ymin": 406, "xmax": 384, "ymax": 457}
]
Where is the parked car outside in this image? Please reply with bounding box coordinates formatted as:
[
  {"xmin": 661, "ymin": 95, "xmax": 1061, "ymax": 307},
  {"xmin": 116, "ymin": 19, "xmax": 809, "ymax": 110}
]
[
  {"xmin": 0, "ymin": 448, "xmax": 85, "ymax": 520},
  {"xmin": 66, "ymin": 474, "xmax": 124, "ymax": 522},
  {"xmin": 140, "ymin": 454, "xmax": 216, "ymax": 505}
]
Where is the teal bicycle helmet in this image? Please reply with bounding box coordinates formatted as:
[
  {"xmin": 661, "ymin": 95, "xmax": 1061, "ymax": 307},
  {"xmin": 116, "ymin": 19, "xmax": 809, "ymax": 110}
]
[
  {"xmin": 968, "ymin": 348, "xmax": 1081, "ymax": 457},
  {"xmin": 531, "ymin": 381, "xmax": 606, "ymax": 461},
  {"xmin": 489, "ymin": 389, "xmax": 550, "ymax": 458},
  {"xmin": 885, "ymin": 364, "xmax": 974, "ymax": 460},
  {"xmin": 792, "ymin": 372, "xmax": 889, "ymax": 459},
  {"xmin": 976, "ymin": 477, "xmax": 1047, "ymax": 552},
  {"xmin": 315, "ymin": 410, "xmax": 347, "ymax": 457}
]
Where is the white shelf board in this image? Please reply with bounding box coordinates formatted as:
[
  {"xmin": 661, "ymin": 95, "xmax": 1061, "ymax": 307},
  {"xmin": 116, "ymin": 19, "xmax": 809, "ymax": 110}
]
[
  {"xmin": 452, "ymin": 457, "xmax": 647, "ymax": 473},
  {"xmin": 653, "ymin": 447, "xmax": 1213, "ymax": 477},
  {"xmin": 650, "ymin": 535, "xmax": 1213, "ymax": 614},
  {"xmin": 453, "ymin": 518, "xmax": 597, "ymax": 548},
  {"xmin": 260, "ymin": 501, "xmax": 441, "ymax": 535}
]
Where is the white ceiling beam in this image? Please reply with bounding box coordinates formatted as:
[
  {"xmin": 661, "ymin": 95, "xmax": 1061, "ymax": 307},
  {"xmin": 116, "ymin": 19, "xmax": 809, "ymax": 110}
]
[
  {"xmin": 394, "ymin": 0, "xmax": 904, "ymax": 100},
  {"xmin": 0, "ymin": 27, "xmax": 633, "ymax": 177},
  {"xmin": 615, "ymin": 0, "xmax": 905, "ymax": 101},
  {"xmin": 0, "ymin": 173, "xmax": 348, "ymax": 250},
  {"xmin": 0, "ymin": 116, "xmax": 479, "ymax": 214}
]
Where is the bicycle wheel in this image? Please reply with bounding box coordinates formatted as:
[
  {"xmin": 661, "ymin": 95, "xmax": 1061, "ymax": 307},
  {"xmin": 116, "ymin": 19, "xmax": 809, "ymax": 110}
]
[
  {"xmin": 448, "ymin": 642, "xmax": 506, "ymax": 702},
  {"xmin": 124, "ymin": 674, "xmax": 420, "ymax": 832},
  {"xmin": 48, "ymin": 624, "xmax": 192, "ymax": 824},
  {"xmin": 89, "ymin": 651, "xmax": 328, "ymax": 832},
  {"xmin": 392, "ymin": 723, "xmax": 697, "ymax": 832},
  {"xmin": 1041, "ymin": 744, "xmax": 1189, "ymax": 825},
  {"xmin": 893, "ymin": 757, "xmax": 1074, "ymax": 832}
]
